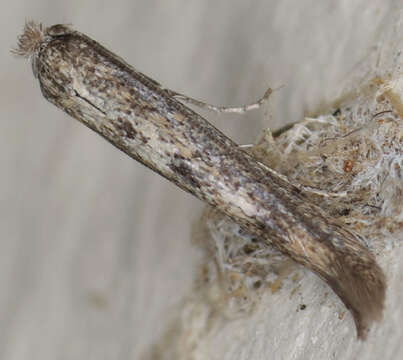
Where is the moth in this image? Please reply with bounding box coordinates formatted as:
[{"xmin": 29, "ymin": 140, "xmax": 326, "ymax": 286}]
[{"xmin": 15, "ymin": 21, "xmax": 386, "ymax": 339}]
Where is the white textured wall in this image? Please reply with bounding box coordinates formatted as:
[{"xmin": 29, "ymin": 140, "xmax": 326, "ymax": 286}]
[{"xmin": 1, "ymin": 1, "xmax": 402, "ymax": 359}]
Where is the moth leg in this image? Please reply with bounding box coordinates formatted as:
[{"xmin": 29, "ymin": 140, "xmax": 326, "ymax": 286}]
[{"xmin": 167, "ymin": 87, "xmax": 272, "ymax": 114}]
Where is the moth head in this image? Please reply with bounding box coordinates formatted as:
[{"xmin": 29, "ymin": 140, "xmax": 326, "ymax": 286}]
[
  {"xmin": 13, "ymin": 21, "xmax": 73, "ymax": 78},
  {"xmin": 13, "ymin": 21, "xmax": 45, "ymax": 58}
]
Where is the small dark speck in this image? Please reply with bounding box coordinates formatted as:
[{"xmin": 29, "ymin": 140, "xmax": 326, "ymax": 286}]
[
  {"xmin": 339, "ymin": 208, "xmax": 351, "ymax": 216},
  {"xmin": 253, "ymin": 280, "xmax": 262, "ymax": 289},
  {"xmin": 243, "ymin": 244, "xmax": 255, "ymax": 255},
  {"xmin": 299, "ymin": 304, "xmax": 306, "ymax": 310},
  {"xmin": 332, "ymin": 108, "xmax": 341, "ymax": 116}
]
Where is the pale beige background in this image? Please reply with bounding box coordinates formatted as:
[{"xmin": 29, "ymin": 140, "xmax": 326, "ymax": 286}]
[{"xmin": 1, "ymin": 1, "xmax": 401, "ymax": 359}]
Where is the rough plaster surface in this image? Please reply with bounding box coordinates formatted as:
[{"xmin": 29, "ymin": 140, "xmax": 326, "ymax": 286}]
[{"xmin": 1, "ymin": 1, "xmax": 402, "ymax": 359}]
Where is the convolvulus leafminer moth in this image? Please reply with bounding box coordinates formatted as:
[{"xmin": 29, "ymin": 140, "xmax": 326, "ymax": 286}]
[{"xmin": 15, "ymin": 21, "xmax": 386, "ymax": 339}]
